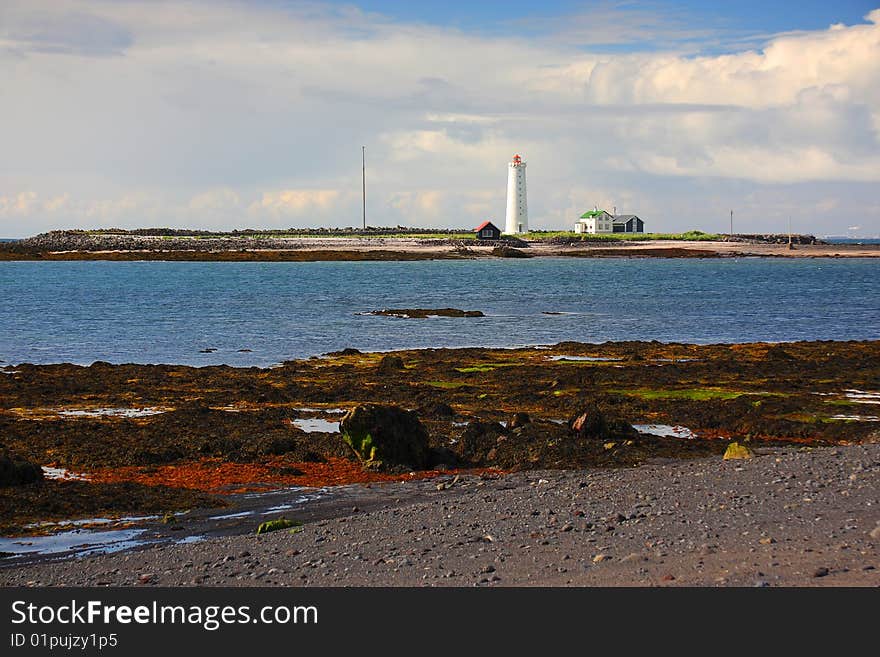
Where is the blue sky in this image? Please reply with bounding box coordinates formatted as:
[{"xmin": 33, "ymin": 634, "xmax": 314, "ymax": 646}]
[
  {"xmin": 1, "ymin": 0, "xmax": 879, "ymax": 236},
  {"xmin": 312, "ymin": 0, "xmax": 875, "ymax": 35}
]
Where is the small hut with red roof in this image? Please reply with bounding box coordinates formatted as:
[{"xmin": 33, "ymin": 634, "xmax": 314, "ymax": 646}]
[{"xmin": 474, "ymin": 220, "xmax": 502, "ymax": 240}]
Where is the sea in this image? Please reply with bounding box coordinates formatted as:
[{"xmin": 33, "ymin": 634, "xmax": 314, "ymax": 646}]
[
  {"xmin": 0, "ymin": 258, "xmax": 877, "ymax": 367},
  {"xmin": 824, "ymin": 238, "xmax": 880, "ymax": 244}
]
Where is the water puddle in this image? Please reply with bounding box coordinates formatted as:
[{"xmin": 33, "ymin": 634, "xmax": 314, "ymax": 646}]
[
  {"xmin": 829, "ymin": 414, "xmax": 880, "ymax": 421},
  {"xmin": 25, "ymin": 515, "xmax": 160, "ymax": 530},
  {"xmin": 41, "ymin": 466, "xmax": 90, "ymax": 481},
  {"xmin": 264, "ymin": 504, "xmax": 294, "ymax": 513},
  {"xmin": 654, "ymin": 358, "xmax": 700, "ymax": 363},
  {"xmin": 3, "ymin": 487, "xmax": 330, "ymax": 564},
  {"xmin": 290, "ymin": 418, "xmax": 340, "ymax": 433},
  {"xmin": 207, "ymin": 511, "xmax": 254, "ymax": 521},
  {"xmin": 632, "ymin": 424, "xmax": 697, "ymax": 440},
  {"xmin": 844, "ymin": 390, "xmax": 880, "ymax": 405},
  {"xmin": 0, "ymin": 529, "xmax": 147, "ymax": 559},
  {"xmin": 547, "ymin": 355, "xmax": 622, "ymax": 362},
  {"xmin": 175, "ymin": 535, "xmax": 207, "ymax": 545},
  {"xmin": 294, "ymin": 407, "xmax": 347, "ymax": 415},
  {"xmin": 57, "ymin": 407, "xmax": 165, "ymax": 418}
]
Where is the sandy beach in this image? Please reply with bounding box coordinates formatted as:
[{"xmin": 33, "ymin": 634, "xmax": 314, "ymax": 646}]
[{"xmin": 3, "ymin": 442, "xmax": 878, "ymax": 587}]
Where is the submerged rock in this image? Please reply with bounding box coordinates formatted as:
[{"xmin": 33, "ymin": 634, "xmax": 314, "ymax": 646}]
[
  {"xmin": 340, "ymin": 404, "xmax": 430, "ymax": 471},
  {"xmin": 366, "ymin": 308, "xmax": 484, "ymax": 319}
]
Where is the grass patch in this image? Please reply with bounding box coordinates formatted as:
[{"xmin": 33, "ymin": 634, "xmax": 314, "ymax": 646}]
[
  {"xmin": 425, "ymin": 381, "xmax": 469, "ymax": 389},
  {"xmin": 609, "ymin": 387, "xmax": 745, "ymax": 401},
  {"xmin": 454, "ymin": 363, "xmax": 522, "ymax": 373}
]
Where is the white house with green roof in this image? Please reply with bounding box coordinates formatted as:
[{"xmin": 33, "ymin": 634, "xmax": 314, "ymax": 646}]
[
  {"xmin": 574, "ymin": 209, "xmax": 645, "ymax": 234},
  {"xmin": 574, "ymin": 209, "xmax": 614, "ymax": 234}
]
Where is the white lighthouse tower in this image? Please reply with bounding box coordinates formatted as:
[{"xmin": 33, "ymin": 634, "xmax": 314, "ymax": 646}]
[{"xmin": 505, "ymin": 153, "xmax": 528, "ymax": 234}]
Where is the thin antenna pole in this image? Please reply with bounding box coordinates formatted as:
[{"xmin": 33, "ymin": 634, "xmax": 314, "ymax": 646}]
[
  {"xmin": 729, "ymin": 209, "xmax": 733, "ymax": 237},
  {"xmin": 362, "ymin": 146, "xmax": 366, "ymax": 230}
]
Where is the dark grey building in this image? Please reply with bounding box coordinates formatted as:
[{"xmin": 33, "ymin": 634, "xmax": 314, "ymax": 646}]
[{"xmin": 612, "ymin": 215, "xmax": 644, "ymax": 233}]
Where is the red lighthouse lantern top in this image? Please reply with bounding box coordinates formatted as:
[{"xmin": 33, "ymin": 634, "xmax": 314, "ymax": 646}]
[{"xmin": 512, "ymin": 154, "xmax": 521, "ymax": 165}]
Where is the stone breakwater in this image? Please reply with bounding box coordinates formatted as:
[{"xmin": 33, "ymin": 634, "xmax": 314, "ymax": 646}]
[{"xmin": 8, "ymin": 231, "xmax": 464, "ymax": 253}]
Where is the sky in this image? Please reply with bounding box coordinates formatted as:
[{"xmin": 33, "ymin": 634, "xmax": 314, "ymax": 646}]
[{"xmin": 1, "ymin": 0, "xmax": 879, "ymax": 237}]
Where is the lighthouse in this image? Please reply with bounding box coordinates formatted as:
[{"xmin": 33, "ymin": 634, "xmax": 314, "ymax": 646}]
[{"xmin": 505, "ymin": 154, "xmax": 528, "ymax": 234}]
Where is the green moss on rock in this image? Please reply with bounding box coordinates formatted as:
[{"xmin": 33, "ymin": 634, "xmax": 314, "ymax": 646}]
[{"xmin": 340, "ymin": 404, "xmax": 429, "ymax": 471}]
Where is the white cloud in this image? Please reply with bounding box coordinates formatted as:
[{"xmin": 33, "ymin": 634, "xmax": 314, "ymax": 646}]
[
  {"xmin": 0, "ymin": 1, "xmax": 878, "ymax": 237},
  {"xmin": 188, "ymin": 188, "xmax": 241, "ymax": 212},
  {"xmin": 388, "ymin": 190, "xmax": 443, "ymax": 218},
  {"xmin": 249, "ymin": 189, "xmax": 342, "ymax": 218}
]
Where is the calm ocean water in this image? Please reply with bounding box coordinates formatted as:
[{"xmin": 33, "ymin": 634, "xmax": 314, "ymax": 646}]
[{"xmin": 0, "ymin": 258, "xmax": 877, "ymax": 366}]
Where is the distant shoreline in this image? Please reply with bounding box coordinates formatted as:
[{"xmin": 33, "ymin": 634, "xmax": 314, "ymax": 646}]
[{"xmin": 1, "ymin": 230, "xmax": 879, "ymax": 260}]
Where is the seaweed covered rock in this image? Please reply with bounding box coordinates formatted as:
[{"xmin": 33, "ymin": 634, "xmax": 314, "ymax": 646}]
[
  {"xmin": 508, "ymin": 412, "xmax": 531, "ymax": 430},
  {"xmin": 457, "ymin": 421, "xmax": 506, "ymax": 464},
  {"xmin": 377, "ymin": 354, "xmax": 406, "ymax": 374},
  {"xmin": 0, "ymin": 453, "xmax": 43, "ymax": 487},
  {"xmin": 340, "ymin": 404, "xmax": 429, "ymax": 471},
  {"xmin": 723, "ymin": 441, "xmax": 755, "ymax": 460},
  {"xmin": 418, "ymin": 402, "xmax": 456, "ymax": 418},
  {"xmin": 568, "ymin": 405, "xmax": 636, "ymax": 441}
]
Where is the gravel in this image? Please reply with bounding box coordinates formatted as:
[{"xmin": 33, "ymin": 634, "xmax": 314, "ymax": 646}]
[{"xmin": 2, "ymin": 443, "xmax": 878, "ymax": 587}]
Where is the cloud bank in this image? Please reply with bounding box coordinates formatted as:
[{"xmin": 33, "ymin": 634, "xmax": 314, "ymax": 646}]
[{"xmin": 1, "ymin": 1, "xmax": 878, "ymax": 236}]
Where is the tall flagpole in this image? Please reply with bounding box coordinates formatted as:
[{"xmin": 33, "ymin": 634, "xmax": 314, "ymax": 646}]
[{"xmin": 362, "ymin": 146, "xmax": 366, "ymax": 230}]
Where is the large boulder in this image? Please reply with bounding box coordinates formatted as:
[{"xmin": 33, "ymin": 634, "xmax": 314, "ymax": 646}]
[
  {"xmin": 340, "ymin": 404, "xmax": 429, "ymax": 471},
  {"xmin": 0, "ymin": 454, "xmax": 43, "ymax": 486}
]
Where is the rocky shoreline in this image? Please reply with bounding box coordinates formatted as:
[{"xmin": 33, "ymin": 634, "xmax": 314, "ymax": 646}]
[
  {"xmin": 2, "ymin": 230, "xmax": 877, "ymax": 260},
  {"xmin": 1, "ymin": 340, "xmax": 878, "ymax": 543}
]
